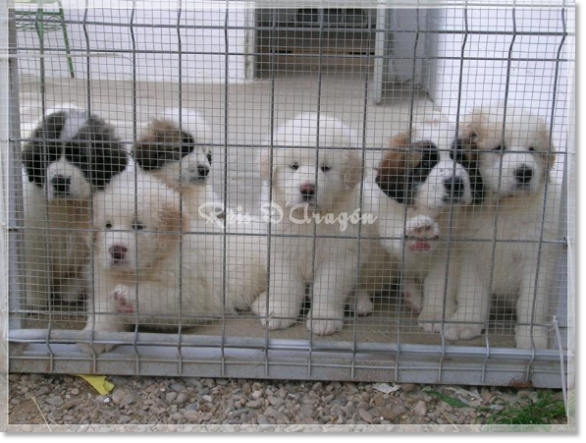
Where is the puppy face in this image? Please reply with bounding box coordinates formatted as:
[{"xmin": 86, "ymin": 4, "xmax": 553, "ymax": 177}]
[
  {"xmin": 260, "ymin": 114, "xmax": 362, "ymax": 213},
  {"xmin": 376, "ymin": 121, "xmax": 481, "ymax": 209},
  {"xmin": 458, "ymin": 107, "xmax": 555, "ymax": 198},
  {"xmin": 93, "ymin": 173, "xmax": 185, "ymax": 272},
  {"xmin": 133, "ymin": 118, "xmax": 212, "ymax": 190},
  {"xmin": 22, "ymin": 110, "xmax": 128, "ymax": 201}
]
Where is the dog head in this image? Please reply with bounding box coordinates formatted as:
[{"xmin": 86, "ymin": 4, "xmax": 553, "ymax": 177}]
[
  {"xmin": 93, "ymin": 172, "xmax": 187, "ymax": 272},
  {"xmin": 376, "ymin": 121, "xmax": 482, "ymax": 209},
  {"xmin": 22, "ymin": 108, "xmax": 128, "ymax": 201},
  {"xmin": 260, "ymin": 113, "xmax": 362, "ymax": 213},
  {"xmin": 133, "ymin": 110, "xmax": 213, "ymax": 191},
  {"xmin": 456, "ymin": 105, "xmax": 555, "ymax": 199}
]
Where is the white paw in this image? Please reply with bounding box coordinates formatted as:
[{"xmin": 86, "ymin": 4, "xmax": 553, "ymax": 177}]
[
  {"xmin": 110, "ymin": 285, "xmax": 135, "ymax": 314},
  {"xmin": 405, "ymin": 215, "xmax": 440, "ymax": 253},
  {"xmin": 307, "ymin": 317, "xmax": 344, "ymax": 336},
  {"xmin": 515, "ymin": 326, "xmax": 549, "ymax": 349},
  {"xmin": 252, "ymin": 295, "xmax": 298, "ymax": 331},
  {"xmin": 59, "ymin": 283, "xmax": 85, "ymax": 303},
  {"xmin": 444, "ymin": 323, "xmax": 483, "ymax": 341},
  {"xmin": 77, "ymin": 342, "xmax": 115, "ymax": 355},
  {"xmin": 348, "ymin": 292, "xmax": 374, "ymax": 316},
  {"xmin": 417, "ymin": 308, "xmax": 444, "ymax": 333}
]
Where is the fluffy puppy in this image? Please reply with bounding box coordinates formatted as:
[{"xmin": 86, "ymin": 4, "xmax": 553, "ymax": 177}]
[
  {"xmin": 441, "ymin": 105, "xmax": 560, "ymax": 349},
  {"xmin": 363, "ymin": 120, "xmax": 483, "ymax": 320},
  {"xmin": 252, "ymin": 113, "xmax": 368, "ymax": 336},
  {"xmin": 79, "ymin": 171, "xmax": 266, "ymax": 354},
  {"xmin": 132, "ymin": 109, "xmax": 222, "ymax": 221},
  {"xmin": 21, "ymin": 106, "xmax": 127, "ymax": 309}
]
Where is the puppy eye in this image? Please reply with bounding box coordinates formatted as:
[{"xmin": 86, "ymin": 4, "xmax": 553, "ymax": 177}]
[
  {"xmin": 105, "ymin": 222, "xmax": 113, "ymax": 229},
  {"xmin": 493, "ymin": 144, "xmax": 506, "ymax": 151},
  {"xmin": 320, "ymin": 165, "xmax": 332, "ymax": 173},
  {"xmin": 132, "ymin": 221, "xmax": 145, "ymax": 231},
  {"xmin": 206, "ymin": 153, "xmax": 212, "ymax": 163},
  {"xmin": 528, "ymin": 146, "xmax": 535, "ymax": 152},
  {"xmin": 289, "ymin": 163, "xmax": 300, "ymax": 171}
]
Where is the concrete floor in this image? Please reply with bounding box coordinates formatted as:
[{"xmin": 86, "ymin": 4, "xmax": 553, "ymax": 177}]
[{"xmin": 15, "ymin": 73, "xmax": 521, "ymax": 349}]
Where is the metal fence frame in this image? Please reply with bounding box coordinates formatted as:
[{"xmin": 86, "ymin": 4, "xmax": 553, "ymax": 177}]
[{"xmin": 3, "ymin": 0, "xmax": 575, "ymax": 389}]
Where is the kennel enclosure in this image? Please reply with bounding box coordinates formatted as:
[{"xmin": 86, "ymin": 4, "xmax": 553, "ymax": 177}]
[{"xmin": 2, "ymin": 0, "xmax": 575, "ymax": 389}]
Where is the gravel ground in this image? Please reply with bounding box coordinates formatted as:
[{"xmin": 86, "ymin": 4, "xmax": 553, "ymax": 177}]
[{"xmin": 8, "ymin": 374, "xmax": 566, "ymax": 427}]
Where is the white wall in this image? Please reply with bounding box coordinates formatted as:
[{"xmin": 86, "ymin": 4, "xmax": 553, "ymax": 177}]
[
  {"xmin": 16, "ymin": 2, "xmax": 254, "ymax": 83},
  {"xmin": 427, "ymin": 7, "xmax": 574, "ymax": 150}
]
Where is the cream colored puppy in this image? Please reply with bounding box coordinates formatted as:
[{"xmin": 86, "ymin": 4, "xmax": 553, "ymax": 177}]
[
  {"xmin": 252, "ymin": 113, "xmax": 367, "ymax": 335},
  {"xmin": 78, "ymin": 171, "xmax": 266, "ymax": 354},
  {"xmin": 443, "ymin": 105, "xmax": 561, "ymax": 349}
]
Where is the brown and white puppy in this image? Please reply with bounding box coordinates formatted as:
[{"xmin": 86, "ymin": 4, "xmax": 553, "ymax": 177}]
[
  {"xmin": 252, "ymin": 113, "xmax": 371, "ymax": 335},
  {"xmin": 362, "ymin": 120, "xmax": 483, "ymax": 322},
  {"xmin": 132, "ymin": 109, "xmax": 222, "ymax": 221},
  {"xmin": 21, "ymin": 105, "xmax": 127, "ymax": 309},
  {"xmin": 439, "ymin": 104, "xmax": 561, "ymax": 349},
  {"xmin": 78, "ymin": 171, "xmax": 266, "ymax": 354}
]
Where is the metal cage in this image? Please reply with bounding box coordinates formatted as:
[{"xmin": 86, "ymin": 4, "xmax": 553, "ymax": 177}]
[{"xmin": 2, "ymin": 0, "xmax": 575, "ymax": 389}]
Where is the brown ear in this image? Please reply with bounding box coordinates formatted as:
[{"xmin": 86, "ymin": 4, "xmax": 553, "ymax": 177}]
[{"xmin": 157, "ymin": 202, "xmax": 187, "ymax": 246}]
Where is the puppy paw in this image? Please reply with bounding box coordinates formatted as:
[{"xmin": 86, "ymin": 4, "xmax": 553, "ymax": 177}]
[
  {"xmin": 347, "ymin": 292, "xmax": 374, "ymax": 316},
  {"xmin": 405, "ymin": 215, "xmax": 440, "ymax": 253},
  {"xmin": 252, "ymin": 295, "xmax": 297, "ymax": 331},
  {"xmin": 110, "ymin": 285, "xmax": 135, "ymax": 314},
  {"xmin": 417, "ymin": 308, "xmax": 444, "ymax": 333},
  {"xmin": 77, "ymin": 342, "xmax": 116, "ymax": 355},
  {"xmin": 515, "ymin": 326, "xmax": 549, "ymax": 349},
  {"xmin": 444, "ymin": 323, "xmax": 483, "ymax": 341},
  {"xmin": 307, "ymin": 317, "xmax": 344, "ymax": 336},
  {"xmin": 403, "ymin": 286, "xmax": 423, "ymax": 313}
]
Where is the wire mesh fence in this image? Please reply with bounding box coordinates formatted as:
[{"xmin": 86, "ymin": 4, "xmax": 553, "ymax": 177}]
[{"xmin": 3, "ymin": 0, "xmax": 575, "ymax": 388}]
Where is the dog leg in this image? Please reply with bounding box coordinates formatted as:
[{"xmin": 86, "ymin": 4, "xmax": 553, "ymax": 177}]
[
  {"xmin": 444, "ymin": 260, "xmax": 488, "ymax": 341},
  {"xmin": 402, "ymin": 277, "xmax": 423, "ymax": 313},
  {"xmin": 252, "ymin": 272, "xmax": 306, "ymax": 331},
  {"xmin": 418, "ymin": 255, "xmax": 458, "ymax": 333},
  {"xmin": 308, "ymin": 262, "xmax": 355, "ymax": 335},
  {"xmin": 346, "ymin": 290, "xmax": 374, "ymax": 316}
]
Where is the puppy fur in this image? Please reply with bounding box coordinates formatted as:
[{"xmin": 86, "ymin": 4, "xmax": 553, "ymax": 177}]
[
  {"xmin": 21, "ymin": 105, "xmax": 127, "ymax": 309},
  {"xmin": 133, "ymin": 109, "xmax": 222, "ymax": 221},
  {"xmin": 79, "ymin": 171, "xmax": 266, "ymax": 354},
  {"xmin": 437, "ymin": 105, "xmax": 561, "ymax": 349},
  {"xmin": 252, "ymin": 113, "xmax": 369, "ymax": 335},
  {"xmin": 363, "ymin": 120, "xmax": 482, "ymax": 319}
]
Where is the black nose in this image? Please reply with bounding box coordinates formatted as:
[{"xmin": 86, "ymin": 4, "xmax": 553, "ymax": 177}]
[
  {"xmin": 443, "ymin": 177, "xmax": 465, "ymax": 197},
  {"xmin": 300, "ymin": 183, "xmax": 316, "ymax": 200},
  {"xmin": 51, "ymin": 175, "xmax": 71, "ymax": 193},
  {"xmin": 198, "ymin": 165, "xmax": 210, "ymax": 177},
  {"xmin": 109, "ymin": 245, "xmax": 128, "ymax": 260},
  {"xmin": 515, "ymin": 165, "xmax": 533, "ymax": 184}
]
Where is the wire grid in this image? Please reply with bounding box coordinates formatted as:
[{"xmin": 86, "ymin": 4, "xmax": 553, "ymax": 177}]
[{"xmin": 5, "ymin": 1, "xmax": 574, "ymax": 386}]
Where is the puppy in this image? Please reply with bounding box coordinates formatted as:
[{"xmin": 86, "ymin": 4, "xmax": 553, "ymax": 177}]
[
  {"xmin": 132, "ymin": 109, "xmax": 223, "ymax": 221},
  {"xmin": 441, "ymin": 105, "xmax": 560, "ymax": 349},
  {"xmin": 364, "ymin": 120, "xmax": 483, "ymax": 322},
  {"xmin": 21, "ymin": 106, "xmax": 127, "ymax": 309},
  {"xmin": 252, "ymin": 113, "xmax": 369, "ymax": 335},
  {"xmin": 79, "ymin": 171, "xmax": 266, "ymax": 354}
]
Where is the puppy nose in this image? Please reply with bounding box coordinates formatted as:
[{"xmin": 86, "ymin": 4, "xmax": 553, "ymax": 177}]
[
  {"xmin": 197, "ymin": 165, "xmax": 210, "ymax": 177},
  {"xmin": 515, "ymin": 165, "xmax": 533, "ymax": 184},
  {"xmin": 300, "ymin": 183, "xmax": 316, "ymax": 200},
  {"xmin": 51, "ymin": 175, "xmax": 71, "ymax": 193},
  {"xmin": 109, "ymin": 245, "xmax": 128, "ymax": 260},
  {"xmin": 443, "ymin": 177, "xmax": 465, "ymax": 197}
]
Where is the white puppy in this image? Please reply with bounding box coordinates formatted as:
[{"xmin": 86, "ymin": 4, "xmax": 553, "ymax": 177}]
[
  {"xmin": 21, "ymin": 105, "xmax": 127, "ymax": 309},
  {"xmin": 440, "ymin": 105, "xmax": 561, "ymax": 349},
  {"xmin": 79, "ymin": 171, "xmax": 266, "ymax": 354},
  {"xmin": 363, "ymin": 120, "xmax": 483, "ymax": 322},
  {"xmin": 252, "ymin": 113, "xmax": 368, "ymax": 335}
]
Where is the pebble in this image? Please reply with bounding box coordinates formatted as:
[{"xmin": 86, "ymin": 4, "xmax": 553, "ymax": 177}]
[
  {"xmin": 46, "ymin": 396, "xmax": 63, "ymax": 407},
  {"xmin": 183, "ymin": 410, "xmax": 200, "ymax": 423},
  {"xmin": 175, "ymin": 392, "xmax": 189, "ymax": 404},
  {"xmin": 185, "ymin": 402, "xmax": 200, "ymax": 411},
  {"xmin": 166, "ymin": 392, "xmax": 178, "ymax": 404},
  {"xmin": 413, "ymin": 400, "xmax": 427, "ymax": 417},
  {"xmin": 70, "ymin": 388, "xmax": 79, "ymax": 396},
  {"xmin": 359, "ymin": 408, "xmax": 374, "ymax": 423},
  {"xmin": 111, "ymin": 389, "xmax": 128, "ymax": 405},
  {"xmin": 170, "ymin": 383, "xmax": 185, "ymax": 392},
  {"xmin": 402, "ymin": 384, "xmax": 416, "ymax": 393},
  {"xmin": 120, "ymin": 394, "xmax": 136, "ymax": 408},
  {"xmin": 37, "ymin": 386, "xmax": 51, "ymax": 396}
]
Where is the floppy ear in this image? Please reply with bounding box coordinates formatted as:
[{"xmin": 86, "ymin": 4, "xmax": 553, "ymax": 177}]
[
  {"xmin": 157, "ymin": 202, "xmax": 187, "ymax": 253},
  {"xmin": 374, "ymin": 131, "xmax": 416, "ymax": 205},
  {"xmin": 451, "ymin": 132, "xmax": 485, "ymax": 205},
  {"xmin": 343, "ymin": 150, "xmax": 363, "ymax": 190}
]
